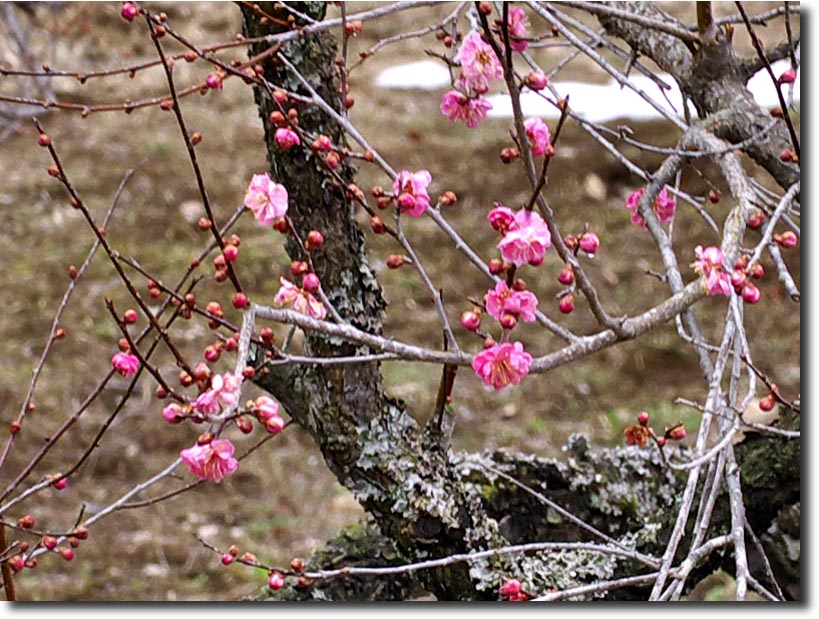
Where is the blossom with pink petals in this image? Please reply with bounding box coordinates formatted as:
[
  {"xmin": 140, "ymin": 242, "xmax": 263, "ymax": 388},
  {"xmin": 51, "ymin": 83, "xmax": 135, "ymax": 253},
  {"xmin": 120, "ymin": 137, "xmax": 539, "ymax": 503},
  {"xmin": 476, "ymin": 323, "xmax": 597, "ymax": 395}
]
[
  {"xmin": 692, "ymin": 245, "xmax": 732, "ymax": 296},
  {"xmin": 458, "ymin": 31, "xmax": 503, "ymax": 93},
  {"xmin": 485, "ymin": 281, "xmax": 538, "ymax": 323},
  {"xmin": 274, "ymin": 128, "xmax": 301, "ymax": 150},
  {"xmin": 523, "ymin": 117, "xmax": 551, "ymax": 157},
  {"xmin": 498, "ymin": 209, "xmax": 552, "ymax": 267},
  {"xmin": 112, "ymin": 352, "xmax": 139, "ymax": 377},
  {"xmin": 180, "ymin": 439, "xmax": 239, "ymax": 483},
  {"xmin": 626, "ymin": 187, "xmax": 676, "ymax": 229},
  {"xmin": 193, "ymin": 372, "xmax": 243, "ymax": 416},
  {"xmin": 244, "ymin": 173, "xmax": 288, "ymax": 227},
  {"xmin": 440, "ymin": 90, "xmax": 493, "ymax": 129},
  {"xmin": 507, "ymin": 8, "xmax": 530, "ymax": 52},
  {"xmin": 274, "ymin": 277, "xmax": 327, "ymax": 319},
  {"xmin": 472, "ymin": 342, "xmax": 532, "ymax": 391},
  {"xmin": 487, "ymin": 205, "xmax": 516, "ymax": 234},
  {"xmin": 393, "ymin": 170, "xmax": 432, "ymax": 217}
]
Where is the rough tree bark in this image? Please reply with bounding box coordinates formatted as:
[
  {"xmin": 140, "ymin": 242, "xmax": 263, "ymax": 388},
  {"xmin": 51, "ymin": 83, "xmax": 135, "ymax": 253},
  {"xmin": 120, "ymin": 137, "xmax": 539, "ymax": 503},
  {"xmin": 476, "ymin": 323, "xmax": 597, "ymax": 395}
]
[
  {"xmin": 240, "ymin": 3, "xmax": 799, "ymax": 601},
  {"xmin": 596, "ymin": 2, "xmax": 799, "ymax": 193}
]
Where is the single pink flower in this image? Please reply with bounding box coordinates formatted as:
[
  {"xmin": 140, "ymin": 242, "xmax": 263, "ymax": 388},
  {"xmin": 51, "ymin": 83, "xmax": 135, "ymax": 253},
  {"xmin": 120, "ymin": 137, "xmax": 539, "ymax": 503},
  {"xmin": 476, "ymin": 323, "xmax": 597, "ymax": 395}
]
[
  {"xmin": 654, "ymin": 188, "xmax": 676, "ymax": 223},
  {"xmin": 472, "ymin": 342, "xmax": 533, "ymax": 391},
  {"xmin": 244, "ymin": 173, "xmax": 288, "ymax": 227},
  {"xmin": 180, "ymin": 439, "xmax": 239, "ymax": 483},
  {"xmin": 692, "ymin": 245, "xmax": 731, "ymax": 296},
  {"xmin": 626, "ymin": 187, "xmax": 676, "ymax": 229},
  {"xmin": 274, "ymin": 277, "xmax": 327, "ymax": 320},
  {"xmin": 498, "ymin": 209, "xmax": 552, "ymax": 267},
  {"xmin": 112, "ymin": 352, "xmax": 139, "ymax": 377},
  {"xmin": 484, "ymin": 281, "xmax": 538, "ymax": 323},
  {"xmin": 392, "ymin": 170, "xmax": 432, "ymax": 217},
  {"xmin": 487, "ymin": 205, "xmax": 516, "ymax": 234},
  {"xmin": 193, "ymin": 372, "xmax": 243, "ymax": 416},
  {"xmin": 507, "ymin": 8, "xmax": 530, "ymax": 52},
  {"xmin": 274, "ymin": 127, "xmax": 301, "ymax": 150},
  {"xmin": 523, "ymin": 117, "xmax": 551, "ymax": 157},
  {"xmin": 440, "ymin": 90, "xmax": 492, "ymax": 129},
  {"xmin": 458, "ymin": 31, "xmax": 503, "ymax": 93}
]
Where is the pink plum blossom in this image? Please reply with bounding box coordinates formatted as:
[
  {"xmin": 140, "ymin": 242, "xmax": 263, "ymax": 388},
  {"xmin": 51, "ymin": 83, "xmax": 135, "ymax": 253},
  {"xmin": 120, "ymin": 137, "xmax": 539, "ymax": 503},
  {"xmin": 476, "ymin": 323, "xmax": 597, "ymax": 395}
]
[
  {"xmin": 180, "ymin": 439, "xmax": 239, "ymax": 483},
  {"xmin": 472, "ymin": 342, "xmax": 533, "ymax": 391},
  {"xmin": 458, "ymin": 31, "xmax": 503, "ymax": 93},
  {"xmin": 111, "ymin": 352, "xmax": 139, "ymax": 377},
  {"xmin": 244, "ymin": 173, "xmax": 289, "ymax": 227},
  {"xmin": 485, "ymin": 281, "xmax": 538, "ymax": 323},
  {"xmin": 393, "ymin": 170, "xmax": 432, "ymax": 217},
  {"xmin": 440, "ymin": 90, "xmax": 493, "ymax": 129},
  {"xmin": 507, "ymin": 8, "xmax": 530, "ymax": 52},
  {"xmin": 193, "ymin": 372, "xmax": 243, "ymax": 416},
  {"xmin": 487, "ymin": 205, "xmax": 516, "ymax": 234},
  {"xmin": 274, "ymin": 128, "xmax": 301, "ymax": 150},
  {"xmin": 523, "ymin": 117, "xmax": 551, "ymax": 157},
  {"xmin": 626, "ymin": 187, "xmax": 676, "ymax": 229},
  {"xmin": 692, "ymin": 245, "xmax": 732, "ymax": 296},
  {"xmin": 498, "ymin": 209, "xmax": 552, "ymax": 267},
  {"xmin": 274, "ymin": 277, "xmax": 327, "ymax": 319}
]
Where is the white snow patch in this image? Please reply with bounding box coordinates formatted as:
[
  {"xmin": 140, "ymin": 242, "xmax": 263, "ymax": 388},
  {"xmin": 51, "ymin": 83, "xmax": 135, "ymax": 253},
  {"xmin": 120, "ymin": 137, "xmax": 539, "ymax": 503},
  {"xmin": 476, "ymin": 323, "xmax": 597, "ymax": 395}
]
[{"xmin": 376, "ymin": 59, "xmax": 800, "ymax": 123}]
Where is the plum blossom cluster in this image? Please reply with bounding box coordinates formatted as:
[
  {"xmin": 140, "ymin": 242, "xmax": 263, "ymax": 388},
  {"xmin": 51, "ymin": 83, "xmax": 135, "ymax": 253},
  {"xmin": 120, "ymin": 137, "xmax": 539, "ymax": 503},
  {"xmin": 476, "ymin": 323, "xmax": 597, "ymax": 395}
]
[
  {"xmin": 439, "ymin": 30, "xmax": 503, "ymax": 128},
  {"xmin": 461, "ymin": 203, "xmax": 561, "ymax": 391},
  {"xmin": 626, "ymin": 187, "xmax": 676, "ymax": 229}
]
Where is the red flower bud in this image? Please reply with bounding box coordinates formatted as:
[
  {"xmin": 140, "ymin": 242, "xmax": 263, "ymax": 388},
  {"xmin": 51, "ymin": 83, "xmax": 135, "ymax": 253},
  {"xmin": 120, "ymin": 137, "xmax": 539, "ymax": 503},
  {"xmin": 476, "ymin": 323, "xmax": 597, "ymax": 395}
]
[
  {"xmin": 386, "ymin": 255, "xmax": 405, "ymax": 269},
  {"xmin": 302, "ymin": 273, "xmax": 320, "ymax": 293},
  {"xmin": 774, "ymin": 230, "xmax": 798, "ymax": 248},
  {"xmin": 232, "ymin": 293, "xmax": 248, "ymax": 309},
  {"xmin": 758, "ymin": 393, "xmax": 777, "ymax": 412},
  {"xmin": 268, "ymin": 571, "xmax": 285, "ymax": 590},
  {"xmin": 461, "ymin": 310, "xmax": 481, "ymax": 332},
  {"xmin": 305, "ymin": 230, "xmax": 324, "ymax": 250},
  {"xmin": 778, "ymin": 68, "xmax": 796, "ymax": 84},
  {"xmin": 524, "ymin": 71, "xmax": 548, "ymax": 91},
  {"xmin": 666, "ymin": 424, "xmax": 686, "ymax": 441},
  {"xmin": 558, "ymin": 294, "xmax": 574, "ymax": 314},
  {"xmin": 637, "ymin": 411, "xmax": 649, "ymax": 427},
  {"xmin": 223, "ymin": 245, "xmax": 239, "ymax": 262},
  {"xmin": 440, "ymin": 191, "xmax": 458, "ymax": 206},
  {"xmin": 370, "ymin": 216, "xmax": 386, "ymax": 234},
  {"xmin": 747, "ymin": 211, "xmax": 764, "ymax": 229},
  {"xmin": 123, "ymin": 309, "xmax": 138, "ymax": 324},
  {"xmin": 557, "ymin": 264, "xmax": 574, "ymax": 285}
]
